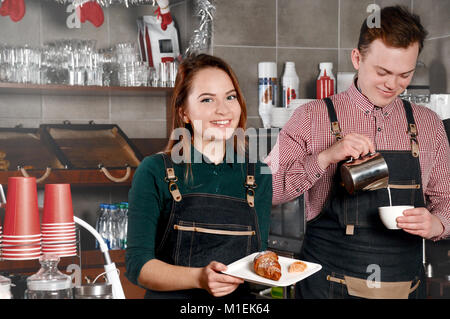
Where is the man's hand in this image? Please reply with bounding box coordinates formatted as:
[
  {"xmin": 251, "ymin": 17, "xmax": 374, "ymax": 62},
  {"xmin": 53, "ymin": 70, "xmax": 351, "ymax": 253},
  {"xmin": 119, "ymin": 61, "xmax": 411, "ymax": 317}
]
[
  {"xmin": 396, "ymin": 207, "xmax": 444, "ymax": 239},
  {"xmin": 317, "ymin": 133, "xmax": 376, "ymax": 170}
]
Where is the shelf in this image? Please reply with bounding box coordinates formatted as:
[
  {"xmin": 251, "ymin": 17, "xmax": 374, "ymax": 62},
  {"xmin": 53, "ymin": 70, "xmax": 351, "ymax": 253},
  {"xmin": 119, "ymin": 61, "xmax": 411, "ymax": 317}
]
[
  {"xmin": 0, "ymin": 168, "xmax": 135, "ymax": 186},
  {"xmin": 0, "ymin": 138, "xmax": 168, "ymax": 186},
  {"xmin": 0, "ymin": 249, "xmax": 146, "ymax": 299},
  {"xmin": 0, "ymin": 82, "xmax": 173, "ymax": 97}
]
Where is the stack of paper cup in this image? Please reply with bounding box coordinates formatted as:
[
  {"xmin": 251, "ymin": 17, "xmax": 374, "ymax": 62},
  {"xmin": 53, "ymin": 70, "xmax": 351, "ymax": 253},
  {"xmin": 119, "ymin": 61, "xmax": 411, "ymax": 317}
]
[
  {"xmin": 2, "ymin": 177, "xmax": 42, "ymax": 260},
  {"xmin": 41, "ymin": 184, "xmax": 77, "ymax": 257},
  {"xmin": 0, "ymin": 219, "xmax": 2, "ymax": 258}
]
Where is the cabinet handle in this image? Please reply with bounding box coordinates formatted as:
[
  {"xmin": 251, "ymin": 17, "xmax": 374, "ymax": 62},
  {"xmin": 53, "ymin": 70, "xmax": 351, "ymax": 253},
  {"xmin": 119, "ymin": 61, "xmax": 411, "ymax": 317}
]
[
  {"xmin": 100, "ymin": 165, "xmax": 131, "ymax": 183},
  {"xmin": 19, "ymin": 166, "xmax": 51, "ymax": 183}
]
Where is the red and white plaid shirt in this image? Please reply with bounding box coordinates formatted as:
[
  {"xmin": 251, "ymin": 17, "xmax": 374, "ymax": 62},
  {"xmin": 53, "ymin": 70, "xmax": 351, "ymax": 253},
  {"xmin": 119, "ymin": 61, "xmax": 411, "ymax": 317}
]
[{"xmin": 266, "ymin": 82, "xmax": 450, "ymax": 240}]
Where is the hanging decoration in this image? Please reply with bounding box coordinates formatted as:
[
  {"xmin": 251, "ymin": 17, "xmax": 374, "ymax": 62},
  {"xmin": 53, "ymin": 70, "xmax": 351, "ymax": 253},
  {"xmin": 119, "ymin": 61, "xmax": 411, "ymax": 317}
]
[
  {"xmin": 0, "ymin": 0, "xmax": 26, "ymax": 22},
  {"xmin": 184, "ymin": 0, "xmax": 215, "ymax": 57},
  {"xmin": 76, "ymin": 1, "xmax": 104, "ymax": 27},
  {"xmin": 40, "ymin": 0, "xmax": 159, "ymax": 8}
]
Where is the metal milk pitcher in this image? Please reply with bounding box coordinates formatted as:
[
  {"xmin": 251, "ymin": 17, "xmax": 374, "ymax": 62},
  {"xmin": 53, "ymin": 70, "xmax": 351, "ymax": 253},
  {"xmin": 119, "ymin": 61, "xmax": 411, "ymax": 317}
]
[{"xmin": 340, "ymin": 152, "xmax": 389, "ymax": 194}]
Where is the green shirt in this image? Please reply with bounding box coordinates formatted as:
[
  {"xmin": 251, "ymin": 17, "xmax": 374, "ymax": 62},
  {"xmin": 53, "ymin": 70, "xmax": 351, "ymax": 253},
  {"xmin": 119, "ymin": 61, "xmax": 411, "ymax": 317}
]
[{"xmin": 125, "ymin": 147, "xmax": 273, "ymax": 286}]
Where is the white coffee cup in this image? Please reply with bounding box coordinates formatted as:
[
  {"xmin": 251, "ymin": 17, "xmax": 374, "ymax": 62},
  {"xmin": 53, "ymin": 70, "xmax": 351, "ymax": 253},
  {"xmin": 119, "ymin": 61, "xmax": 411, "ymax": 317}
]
[{"xmin": 378, "ymin": 205, "xmax": 414, "ymax": 229}]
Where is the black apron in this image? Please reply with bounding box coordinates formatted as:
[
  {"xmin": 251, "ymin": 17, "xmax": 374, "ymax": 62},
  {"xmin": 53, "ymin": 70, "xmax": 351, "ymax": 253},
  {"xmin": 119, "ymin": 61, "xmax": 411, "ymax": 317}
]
[
  {"xmin": 145, "ymin": 153, "xmax": 261, "ymax": 299},
  {"xmin": 297, "ymin": 99, "xmax": 426, "ymax": 299}
]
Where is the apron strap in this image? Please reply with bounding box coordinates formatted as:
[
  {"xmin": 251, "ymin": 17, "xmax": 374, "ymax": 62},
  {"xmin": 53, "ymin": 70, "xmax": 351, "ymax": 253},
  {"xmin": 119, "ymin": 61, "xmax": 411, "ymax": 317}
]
[
  {"xmin": 324, "ymin": 98, "xmax": 354, "ymax": 234},
  {"xmin": 161, "ymin": 152, "xmax": 258, "ymax": 206},
  {"xmin": 161, "ymin": 153, "xmax": 182, "ymax": 202},
  {"xmin": 401, "ymin": 99, "xmax": 420, "ymax": 158},
  {"xmin": 244, "ymin": 157, "xmax": 257, "ymax": 207},
  {"xmin": 324, "ymin": 97, "xmax": 343, "ymax": 141}
]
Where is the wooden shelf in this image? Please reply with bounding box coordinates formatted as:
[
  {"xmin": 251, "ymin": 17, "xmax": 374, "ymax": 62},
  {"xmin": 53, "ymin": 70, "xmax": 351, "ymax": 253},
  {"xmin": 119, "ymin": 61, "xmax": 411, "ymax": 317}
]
[
  {"xmin": 0, "ymin": 82, "xmax": 173, "ymax": 97},
  {"xmin": 0, "ymin": 168, "xmax": 135, "ymax": 186},
  {"xmin": 0, "ymin": 249, "xmax": 146, "ymax": 299},
  {"xmin": 0, "ymin": 138, "xmax": 168, "ymax": 186}
]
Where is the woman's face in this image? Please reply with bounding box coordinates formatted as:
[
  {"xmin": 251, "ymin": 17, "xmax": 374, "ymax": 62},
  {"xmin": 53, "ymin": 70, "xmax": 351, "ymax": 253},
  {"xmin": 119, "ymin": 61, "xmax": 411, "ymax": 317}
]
[{"xmin": 182, "ymin": 67, "xmax": 242, "ymax": 144}]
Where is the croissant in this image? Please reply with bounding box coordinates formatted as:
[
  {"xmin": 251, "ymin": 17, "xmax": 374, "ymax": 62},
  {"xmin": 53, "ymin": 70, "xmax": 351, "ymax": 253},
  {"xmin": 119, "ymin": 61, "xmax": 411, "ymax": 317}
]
[{"xmin": 253, "ymin": 251, "xmax": 281, "ymax": 281}]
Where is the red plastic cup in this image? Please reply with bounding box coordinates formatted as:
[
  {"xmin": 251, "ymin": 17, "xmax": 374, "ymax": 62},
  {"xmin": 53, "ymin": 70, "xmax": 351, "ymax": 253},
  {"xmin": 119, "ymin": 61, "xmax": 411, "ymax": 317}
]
[
  {"xmin": 42, "ymin": 184, "xmax": 75, "ymax": 224},
  {"xmin": 2, "ymin": 252, "xmax": 42, "ymax": 260},
  {"xmin": 3, "ymin": 177, "xmax": 41, "ymax": 236}
]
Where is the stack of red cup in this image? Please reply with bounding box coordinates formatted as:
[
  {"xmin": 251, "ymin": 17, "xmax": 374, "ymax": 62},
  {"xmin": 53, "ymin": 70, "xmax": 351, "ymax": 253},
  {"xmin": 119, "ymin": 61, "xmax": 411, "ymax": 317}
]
[
  {"xmin": 41, "ymin": 184, "xmax": 77, "ymax": 257},
  {"xmin": 0, "ymin": 216, "xmax": 2, "ymax": 257},
  {"xmin": 2, "ymin": 177, "xmax": 42, "ymax": 260}
]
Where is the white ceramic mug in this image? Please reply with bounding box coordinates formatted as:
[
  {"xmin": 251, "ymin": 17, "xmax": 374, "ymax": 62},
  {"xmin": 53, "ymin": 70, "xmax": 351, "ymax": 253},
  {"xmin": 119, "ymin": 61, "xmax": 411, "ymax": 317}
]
[{"xmin": 378, "ymin": 205, "xmax": 414, "ymax": 229}]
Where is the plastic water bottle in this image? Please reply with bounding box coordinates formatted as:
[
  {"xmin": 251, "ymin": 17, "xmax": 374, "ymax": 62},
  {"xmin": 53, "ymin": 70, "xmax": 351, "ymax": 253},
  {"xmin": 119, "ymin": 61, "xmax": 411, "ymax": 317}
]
[
  {"xmin": 120, "ymin": 202, "xmax": 129, "ymax": 249},
  {"xmin": 95, "ymin": 204, "xmax": 106, "ymax": 249},
  {"xmin": 99, "ymin": 204, "xmax": 111, "ymax": 249},
  {"xmin": 109, "ymin": 204, "xmax": 120, "ymax": 250}
]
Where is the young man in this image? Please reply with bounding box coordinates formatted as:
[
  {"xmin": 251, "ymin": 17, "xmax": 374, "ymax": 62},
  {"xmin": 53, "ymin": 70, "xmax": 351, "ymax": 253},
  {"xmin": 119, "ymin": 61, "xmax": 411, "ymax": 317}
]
[{"xmin": 266, "ymin": 6, "xmax": 450, "ymax": 299}]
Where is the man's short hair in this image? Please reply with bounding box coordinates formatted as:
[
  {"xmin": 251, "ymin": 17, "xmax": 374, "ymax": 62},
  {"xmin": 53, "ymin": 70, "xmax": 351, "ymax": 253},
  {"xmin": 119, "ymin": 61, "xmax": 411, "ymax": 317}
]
[{"xmin": 358, "ymin": 5, "xmax": 428, "ymax": 57}]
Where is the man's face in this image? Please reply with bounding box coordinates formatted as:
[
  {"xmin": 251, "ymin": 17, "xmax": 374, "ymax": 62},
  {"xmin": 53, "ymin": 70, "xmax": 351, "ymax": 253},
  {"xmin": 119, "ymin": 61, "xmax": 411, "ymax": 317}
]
[{"xmin": 351, "ymin": 39, "xmax": 419, "ymax": 107}]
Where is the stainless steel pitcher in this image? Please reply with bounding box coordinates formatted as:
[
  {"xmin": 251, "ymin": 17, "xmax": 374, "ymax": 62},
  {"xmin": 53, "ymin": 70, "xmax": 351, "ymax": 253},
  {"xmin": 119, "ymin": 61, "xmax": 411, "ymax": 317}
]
[{"xmin": 340, "ymin": 152, "xmax": 389, "ymax": 194}]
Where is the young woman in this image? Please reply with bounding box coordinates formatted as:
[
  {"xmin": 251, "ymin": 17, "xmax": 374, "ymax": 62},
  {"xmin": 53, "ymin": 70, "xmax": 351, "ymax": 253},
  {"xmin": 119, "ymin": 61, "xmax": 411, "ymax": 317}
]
[{"xmin": 125, "ymin": 54, "xmax": 272, "ymax": 299}]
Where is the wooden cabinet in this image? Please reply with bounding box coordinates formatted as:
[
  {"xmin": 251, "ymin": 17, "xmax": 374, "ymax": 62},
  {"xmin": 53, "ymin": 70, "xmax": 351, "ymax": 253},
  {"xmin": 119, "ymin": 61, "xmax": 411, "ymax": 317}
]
[{"xmin": 0, "ymin": 82, "xmax": 173, "ymax": 186}]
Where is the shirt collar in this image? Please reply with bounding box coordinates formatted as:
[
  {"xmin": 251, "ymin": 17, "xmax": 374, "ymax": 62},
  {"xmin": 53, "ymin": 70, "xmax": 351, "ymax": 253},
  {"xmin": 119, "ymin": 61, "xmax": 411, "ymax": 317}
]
[
  {"xmin": 347, "ymin": 77, "xmax": 401, "ymax": 116},
  {"xmin": 190, "ymin": 144, "xmax": 238, "ymax": 167}
]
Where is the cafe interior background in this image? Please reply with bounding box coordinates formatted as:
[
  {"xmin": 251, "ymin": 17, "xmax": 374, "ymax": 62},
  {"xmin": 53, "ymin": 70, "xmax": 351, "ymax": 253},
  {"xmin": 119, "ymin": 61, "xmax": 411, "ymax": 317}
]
[{"xmin": 0, "ymin": 0, "xmax": 449, "ymax": 299}]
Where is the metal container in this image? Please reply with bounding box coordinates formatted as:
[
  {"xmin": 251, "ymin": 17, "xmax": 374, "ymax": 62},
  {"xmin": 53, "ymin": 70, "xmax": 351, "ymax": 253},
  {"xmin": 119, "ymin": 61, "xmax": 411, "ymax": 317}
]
[
  {"xmin": 74, "ymin": 283, "xmax": 113, "ymax": 299},
  {"xmin": 340, "ymin": 152, "xmax": 389, "ymax": 194}
]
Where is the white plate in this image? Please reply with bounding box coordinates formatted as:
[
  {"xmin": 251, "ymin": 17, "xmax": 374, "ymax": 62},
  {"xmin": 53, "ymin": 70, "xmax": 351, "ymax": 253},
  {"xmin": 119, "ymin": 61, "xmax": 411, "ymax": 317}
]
[{"xmin": 222, "ymin": 252, "xmax": 322, "ymax": 287}]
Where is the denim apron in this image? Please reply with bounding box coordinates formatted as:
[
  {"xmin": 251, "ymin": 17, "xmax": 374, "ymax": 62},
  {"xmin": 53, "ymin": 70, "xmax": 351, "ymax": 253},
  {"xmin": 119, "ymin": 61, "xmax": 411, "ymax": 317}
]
[
  {"xmin": 145, "ymin": 153, "xmax": 261, "ymax": 299},
  {"xmin": 297, "ymin": 99, "xmax": 426, "ymax": 299}
]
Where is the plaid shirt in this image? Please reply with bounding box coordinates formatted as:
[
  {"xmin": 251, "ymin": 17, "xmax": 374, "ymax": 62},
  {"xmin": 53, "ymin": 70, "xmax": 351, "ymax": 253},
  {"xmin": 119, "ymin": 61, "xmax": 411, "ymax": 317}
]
[{"xmin": 266, "ymin": 82, "xmax": 450, "ymax": 240}]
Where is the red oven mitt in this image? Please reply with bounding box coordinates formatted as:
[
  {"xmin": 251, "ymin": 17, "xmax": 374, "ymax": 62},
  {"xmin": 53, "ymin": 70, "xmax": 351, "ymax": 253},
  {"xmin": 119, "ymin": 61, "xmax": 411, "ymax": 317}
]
[
  {"xmin": 0, "ymin": 0, "xmax": 26, "ymax": 22},
  {"xmin": 78, "ymin": 1, "xmax": 104, "ymax": 28}
]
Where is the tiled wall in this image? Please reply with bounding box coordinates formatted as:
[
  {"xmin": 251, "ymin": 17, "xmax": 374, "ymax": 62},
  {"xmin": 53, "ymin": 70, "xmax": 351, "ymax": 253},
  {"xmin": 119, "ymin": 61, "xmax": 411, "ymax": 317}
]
[
  {"xmin": 0, "ymin": 1, "xmax": 448, "ymax": 245},
  {"xmin": 0, "ymin": 0, "xmax": 448, "ymax": 136},
  {"xmin": 212, "ymin": 0, "xmax": 450, "ymax": 128},
  {"xmin": 0, "ymin": 0, "xmax": 192, "ymax": 138}
]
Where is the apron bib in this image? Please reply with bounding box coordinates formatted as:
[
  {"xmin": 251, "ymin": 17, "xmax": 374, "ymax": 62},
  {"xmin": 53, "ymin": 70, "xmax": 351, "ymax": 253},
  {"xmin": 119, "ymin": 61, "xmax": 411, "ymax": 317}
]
[
  {"xmin": 298, "ymin": 99, "xmax": 426, "ymax": 299},
  {"xmin": 145, "ymin": 153, "xmax": 261, "ymax": 299}
]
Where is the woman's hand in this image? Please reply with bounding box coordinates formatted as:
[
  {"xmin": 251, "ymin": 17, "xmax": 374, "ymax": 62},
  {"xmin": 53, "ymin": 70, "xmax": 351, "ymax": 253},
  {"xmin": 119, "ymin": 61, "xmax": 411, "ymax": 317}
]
[
  {"xmin": 317, "ymin": 133, "xmax": 376, "ymax": 170},
  {"xmin": 396, "ymin": 207, "xmax": 444, "ymax": 239},
  {"xmin": 199, "ymin": 261, "xmax": 244, "ymax": 297}
]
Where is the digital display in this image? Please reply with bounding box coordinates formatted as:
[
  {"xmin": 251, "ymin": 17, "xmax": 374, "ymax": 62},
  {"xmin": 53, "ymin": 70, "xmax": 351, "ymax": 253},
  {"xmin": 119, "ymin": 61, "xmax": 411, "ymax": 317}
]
[{"xmin": 159, "ymin": 39, "xmax": 173, "ymax": 53}]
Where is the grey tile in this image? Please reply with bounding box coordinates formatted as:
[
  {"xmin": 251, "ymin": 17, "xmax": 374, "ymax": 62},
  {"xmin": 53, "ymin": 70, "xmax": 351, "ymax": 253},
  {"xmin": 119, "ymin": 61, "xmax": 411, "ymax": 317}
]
[
  {"xmin": 413, "ymin": 0, "xmax": 450, "ymax": 39},
  {"xmin": 338, "ymin": 49, "xmax": 355, "ymax": 72},
  {"xmin": 40, "ymin": 2, "xmax": 109, "ymax": 48},
  {"xmin": 246, "ymin": 116, "xmax": 264, "ymax": 129},
  {"xmin": 114, "ymin": 120, "xmax": 167, "ymax": 138},
  {"xmin": 277, "ymin": 48, "xmax": 339, "ymax": 99},
  {"xmin": 213, "ymin": 0, "xmax": 276, "ymax": 46},
  {"xmin": 278, "ymin": 0, "xmax": 339, "ymax": 48},
  {"xmin": 340, "ymin": 0, "xmax": 375, "ymax": 49},
  {"xmin": 420, "ymin": 37, "xmax": 450, "ymax": 94},
  {"xmin": 374, "ymin": 0, "xmax": 411, "ymax": 10},
  {"xmin": 0, "ymin": 94, "xmax": 41, "ymax": 118},
  {"xmin": 212, "ymin": 45, "xmax": 277, "ymax": 117},
  {"xmin": 42, "ymin": 95, "xmax": 109, "ymax": 120},
  {"xmin": 0, "ymin": 0, "xmax": 41, "ymax": 46},
  {"xmin": 0, "ymin": 118, "xmax": 41, "ymax": 129},
  {"xmin": 107, "ymin": 5, "xmax": 155, "ymax": 48},
  {"xmin": 110, "ymin": 95, "xmax": 166, "ymax": 120}
]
